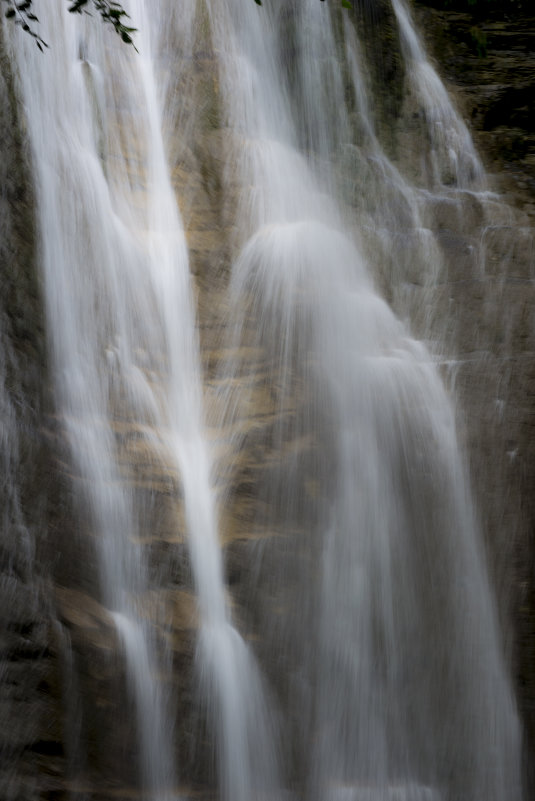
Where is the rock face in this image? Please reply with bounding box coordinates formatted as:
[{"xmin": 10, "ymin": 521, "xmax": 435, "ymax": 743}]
[
  {"xmin": 414, "ymin": 0, "xmax": 535, "ymax": 204},
  {"xmin": 411, "ymin": 2, "xmax": 535, "ymax": 791},
  {"xmin": 0, "ymin": 2, "xmax": 534, "ymax": 800},
  {"xmin": 0, "ymin": 37, "xmax": 62, "ymax": 801}
]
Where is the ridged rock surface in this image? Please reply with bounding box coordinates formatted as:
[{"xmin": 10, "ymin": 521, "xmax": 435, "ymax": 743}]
[{"xmin": 413, "ymin": 2, "xmax": 535, "ymax": 789}]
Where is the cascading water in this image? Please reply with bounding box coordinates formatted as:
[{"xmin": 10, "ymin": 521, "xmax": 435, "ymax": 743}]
[
  {"xmin": 0, "ymin": 0, "xmax": 526, "ymax": 800},
  {"xmin": 5, "ymin": 1, "xmax": 278, "ymax": 798},
  {"xmin": 208, "ymin": 1, "xmax": 523, "ymax": 800},
  {"xmin": 4, "ymin": 3, "xmax": 184, "ymax": 796},
  {"xmin": 390, "ymin": 0, "xmax": 484, "ymax": 189}
]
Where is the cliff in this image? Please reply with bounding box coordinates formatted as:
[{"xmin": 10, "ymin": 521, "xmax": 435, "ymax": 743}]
[
  {"xmin": 0, "ymin": 3, "xmax": 534, "ymax": 800},
  {"xmin": 413, "ymin": 1, "xmax": 535, "ymax": 786}
]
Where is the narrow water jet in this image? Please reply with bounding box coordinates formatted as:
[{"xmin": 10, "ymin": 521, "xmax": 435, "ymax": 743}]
[{"xmin": 390, "ymin": 0, "xmax": 484, "ymax": 188}]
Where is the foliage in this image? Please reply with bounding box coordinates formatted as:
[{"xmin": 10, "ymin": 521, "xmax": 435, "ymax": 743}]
[
  {"xmin": 1, "ymin": 0, "xmax": 137, "ymax": 51},
  {"xmin": 469, "ymin": 25, "xmax": 487, "ymax": 57},
  {"xmin": 3, "ymin": 0, "xmax": 352, "ymax": 51}
]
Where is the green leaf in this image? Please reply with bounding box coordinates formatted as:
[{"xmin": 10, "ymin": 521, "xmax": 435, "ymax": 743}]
[
  {"xmin": 341, "ymin": 0, "xmax": 352, "ymax": 8},
  {"xmin": 6, "ymin": 0, "xmax": 136, "ymax": 52},
  {"xmin": 68, "ymin": 0, "xmax": 88, "ymax": 12}
]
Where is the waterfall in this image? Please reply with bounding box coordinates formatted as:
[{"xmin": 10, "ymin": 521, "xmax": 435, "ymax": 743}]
[
  {"xmin": 1, "ymin": 1, "xmax": 525, "ymax": 800},
  {"xmin": 4, "ymin": 1, "xmax": 197, "ymax": 796},
  {"xmin": 207, "ymin": 1, "xmax": 523, "ymax": 800},
  {"xmin": 390, "ymin": 0, "xmax": 484, "ymax": 189}
]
